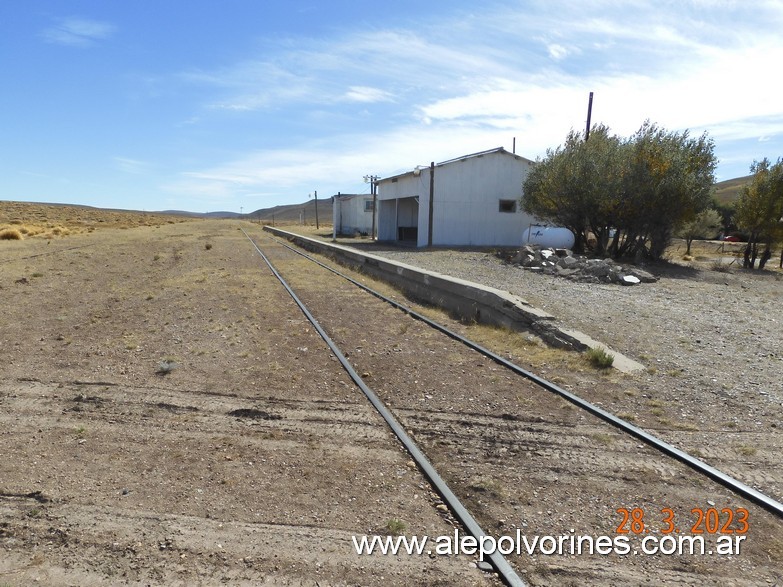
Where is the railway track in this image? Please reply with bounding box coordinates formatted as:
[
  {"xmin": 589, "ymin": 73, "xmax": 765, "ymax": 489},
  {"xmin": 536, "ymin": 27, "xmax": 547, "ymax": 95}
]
[{"xmin": 243, "ymin": 228, "xmax": 783, "ymax": 586}]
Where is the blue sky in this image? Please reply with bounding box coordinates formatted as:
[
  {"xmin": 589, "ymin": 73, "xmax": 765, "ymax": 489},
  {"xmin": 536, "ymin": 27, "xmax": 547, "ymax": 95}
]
[{"xmin": 3, "ymin": 1, "xmax": 783, "ymax": 213}]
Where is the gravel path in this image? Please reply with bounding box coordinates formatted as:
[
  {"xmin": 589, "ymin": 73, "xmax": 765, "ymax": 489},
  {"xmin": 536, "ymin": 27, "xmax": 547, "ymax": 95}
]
[{"xmin": 367, "ymin": 248, "xmax": 781, "ymax": 397}]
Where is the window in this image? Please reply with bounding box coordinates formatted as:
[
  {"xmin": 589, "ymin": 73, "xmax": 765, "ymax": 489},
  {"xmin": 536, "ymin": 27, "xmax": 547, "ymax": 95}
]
[
  {"xmin": 499, "ymin": 199, "xmax": 517, "ymax": 213},
  {"xmin": 364, "ymin": 199, "xmax": 374, "ymax": 212}
]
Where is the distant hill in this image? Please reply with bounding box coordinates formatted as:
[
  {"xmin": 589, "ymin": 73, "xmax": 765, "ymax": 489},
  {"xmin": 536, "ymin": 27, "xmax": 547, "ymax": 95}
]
[
  {"xmin": 160, "ymin": 198, "xmax": 333, "ymax": 223},
  {"xmin": 244, "ymin": 198, "xmax": 333, "ymax": 224},
  {"xmin": 160, "ymin": 210, "xmax": 243, "ymax": 218},
  {"xmin": 713, "ymin": 175, "xmax": 751, "ymax": 206}
]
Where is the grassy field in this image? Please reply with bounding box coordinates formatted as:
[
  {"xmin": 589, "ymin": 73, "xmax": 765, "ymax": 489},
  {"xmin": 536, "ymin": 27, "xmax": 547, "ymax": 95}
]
[
  {"xmin": 712, "ymin": 175, "xmax": 752, "ymax": 205},
  {"xmin": 0, "ymin": 201, "xmax": 194, "ymax": 240},
  {"xmin": 5, "ymin": 199, "xmax": 779, "ymax": 275}
]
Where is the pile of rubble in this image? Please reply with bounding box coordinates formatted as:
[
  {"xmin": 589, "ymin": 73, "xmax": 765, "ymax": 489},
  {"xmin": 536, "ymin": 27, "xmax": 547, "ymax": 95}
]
[{"xmin": 511, "ymin": 245, "xmax": 658, "ymax": 285}]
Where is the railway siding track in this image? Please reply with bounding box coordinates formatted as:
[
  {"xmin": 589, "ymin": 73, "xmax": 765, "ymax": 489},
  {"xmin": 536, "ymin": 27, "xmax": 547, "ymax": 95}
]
[
  {"xmin": 245, "ymin": 229, "xmax": 527, "ymax": 586},
  {"xmin": 255, "ymin": 231, "xmax": 783, "ymax": 517},
  {"xmin": 245, "ymin": 229, "xmax": 783, "ymax": 586}
]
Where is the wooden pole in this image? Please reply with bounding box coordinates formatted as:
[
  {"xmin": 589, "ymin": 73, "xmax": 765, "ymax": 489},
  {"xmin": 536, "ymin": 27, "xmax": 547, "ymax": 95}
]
[
  {"xmin": 333, "ymin": 192, "xmax": 339, "ymax": 241},
  {"xmin": 314, "ymin": 190, "xmax": 319, "ymax": 229},
  {"xmin": 427, "ymin": 161, "xmax": 435, "ymax": 247},
  {"xmin": 585, "ymin": 91, "xmax": 594, "ymax": 140},
  {"xmin": 371, "ymin": 180, "xmax": 377, "ymax": 240}
]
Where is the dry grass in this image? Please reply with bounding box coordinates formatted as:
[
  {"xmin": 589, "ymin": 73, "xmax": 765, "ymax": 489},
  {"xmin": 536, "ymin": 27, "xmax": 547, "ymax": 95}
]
[
  {"xmin": 0, "ymin": 228, "xmax": 23, "ymax": 240},
  {"xmin": 668, "ymin": 238, "xmax": 782, "ymax": 274},
  {"xmin": 589, "ymin": 433, "xmax": 614, "ymax": 445},
  {"xmin": 468, "ymin": 475, "xmax": 507, "ymax": 497},
  {"xmin": 0, "ymin": 201, "xmax": 195, "ymax": 241}
]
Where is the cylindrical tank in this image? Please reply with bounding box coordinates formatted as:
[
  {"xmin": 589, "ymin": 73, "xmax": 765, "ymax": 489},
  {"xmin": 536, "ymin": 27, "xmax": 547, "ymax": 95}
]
[{"xmin": 522, "ymin": 225, "xmax": 575, "ymax": 249}]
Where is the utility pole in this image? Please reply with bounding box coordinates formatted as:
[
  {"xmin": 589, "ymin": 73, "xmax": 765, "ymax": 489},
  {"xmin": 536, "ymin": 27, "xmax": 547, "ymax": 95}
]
[
  {"xmin": 585, "ymin": 91, "xmax": 594, "ymax": 140},
  {"xmin": 333, "ymin": 192, "xmax": 340, "ymax": 241},
  {"xmin": 428, "ymin": 161, "xmax": 434, "ymax": 247},
  {"xmin": 314, "ymin": 190, "xmax": 319, "ymax": 229},
  {"xmin": 364, "ymin": 174, "xmax": 379, "ymax": 240}
]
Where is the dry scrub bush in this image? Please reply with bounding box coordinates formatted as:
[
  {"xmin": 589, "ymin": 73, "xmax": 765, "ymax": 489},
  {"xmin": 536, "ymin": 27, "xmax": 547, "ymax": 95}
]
[
  {"xmin": 710, "ymin": 260, "xmax": 733, "ymax": 273},
  {"xmin": 0, "ymin": 228, "xmax": 23, "ymax": 240},
  {"xmin": 17, "ymin": 225, "xmax": 44, "ymax": 236}
]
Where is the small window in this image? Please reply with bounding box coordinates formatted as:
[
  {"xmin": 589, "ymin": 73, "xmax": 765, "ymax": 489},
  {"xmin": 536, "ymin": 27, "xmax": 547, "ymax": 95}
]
[
  {"xmin": 499, "ymin": 199, "xmax": 517, "ymax": 213},
  {"xmin": 364, "ymin": 199, "xmax": 374, "ymax": 212}
]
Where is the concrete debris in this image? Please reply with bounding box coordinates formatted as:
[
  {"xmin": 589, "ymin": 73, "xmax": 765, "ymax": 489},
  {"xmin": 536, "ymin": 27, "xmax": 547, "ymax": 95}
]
[{"xmin": 511, "ymin": 245, "xmax": 659, "ymax": 285}]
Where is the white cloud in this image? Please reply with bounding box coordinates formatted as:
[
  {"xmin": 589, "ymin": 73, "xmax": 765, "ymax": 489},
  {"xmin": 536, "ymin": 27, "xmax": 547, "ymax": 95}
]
[
  {"xmin": 163, "ymin": 120, "xmax": 528, "ymax": 207},
  {"xmin": 547, "ymin": 43, "xmax": 570, "ymax": 60},
  {"xmin": 344, "ymin": 86, "xmax": 394, "ymax": 103},
  {"xmin": 41, "ymin": 17, "xmax": 115, "ymax": 47},
  {"xmin": 183, "ymin": 27, "xmax": 519, "ymax": 115},
  {"xmin": 165, "ymin": 1, "xmax": 783, "ymax": 208}
]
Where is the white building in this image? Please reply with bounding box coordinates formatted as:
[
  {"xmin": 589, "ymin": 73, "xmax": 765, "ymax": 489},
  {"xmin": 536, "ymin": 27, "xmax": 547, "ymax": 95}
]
[
  {"xmin": 376, "ymin": 147, "xmax": 537, "ymax": 247},
  {"xmin": 332, "ymin": 193, "xmax": 376, "ymax": 236}
]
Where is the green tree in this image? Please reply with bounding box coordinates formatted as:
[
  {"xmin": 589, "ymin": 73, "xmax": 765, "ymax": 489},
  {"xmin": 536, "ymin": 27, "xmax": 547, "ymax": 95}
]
[
  {"xmin": 734, "ymin": 158, "xmax": 783, "ymax": 269},
  {"xmin": 712, "ymin": 200, "xmax": 736, "ymax": 236},
  {"xmin": 522, "ymin": 121, "xmax": 717, "ymax": 261},
  {"xmin": 613, "ymin": 122, "xmax": 716, "ymax": 259},
  {"xmin": 521, "ymin": 124, "xmax": 621, "ymax": 253},
  {"xmin": 677, "ymin": 208, "xmax": 721, "ymax": 255}
]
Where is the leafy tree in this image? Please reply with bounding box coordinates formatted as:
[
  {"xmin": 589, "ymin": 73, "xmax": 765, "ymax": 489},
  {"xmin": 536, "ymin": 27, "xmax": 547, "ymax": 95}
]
[
  {"xmin": 734, "ymin": 158, "xmax": 783, "ymax": 269},
  {"xmin": 677, "ymin": 208, "xmax": 721, "ymax": 255},
  {"xmin": 522, "ymin": 121, "xmax": 717, "ymax": 260},
  {"xmin": 520, "ymin": 125, "xmax": 620, "ymax": 252},
  {"xmin": 712, "ymin": 200, "xmax": 737, "ymax": 236},
  {"xmin": 612, "ymin": 122, "xmax": 716, "ymax": 259}
]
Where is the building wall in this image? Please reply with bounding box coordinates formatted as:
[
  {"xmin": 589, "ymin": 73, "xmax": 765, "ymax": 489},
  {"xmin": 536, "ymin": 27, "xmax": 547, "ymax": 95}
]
[
  {"xmin": 429, "ymin": 151, "xmax": 536, "ymax": 247},
  {"xmin": 334, "ymin": 195, "xmax": 375, "ymax": 235},
  {"xmin": 377, "ymin": 199, "xmax": 398, "ymax": 241},
  {"xmin": 377, "ymin": 150, "xmax": 537, "ymax": 247}
]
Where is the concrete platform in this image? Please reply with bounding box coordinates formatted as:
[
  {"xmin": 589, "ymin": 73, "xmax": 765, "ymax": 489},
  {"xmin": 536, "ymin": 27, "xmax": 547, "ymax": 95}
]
[{"xmin": 264, "ymin": 227, "xmax": 645, "ymax": 373}]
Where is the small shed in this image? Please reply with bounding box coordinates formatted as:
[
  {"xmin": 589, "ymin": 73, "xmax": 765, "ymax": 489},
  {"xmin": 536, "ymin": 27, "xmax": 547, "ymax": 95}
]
[
  {"xmin": 332, "ymin": 193, "xmax": 376, "ymax": 236},
  {"xmin": 376, "ymin": 147, "xmax": 537, "ymax": 247}
]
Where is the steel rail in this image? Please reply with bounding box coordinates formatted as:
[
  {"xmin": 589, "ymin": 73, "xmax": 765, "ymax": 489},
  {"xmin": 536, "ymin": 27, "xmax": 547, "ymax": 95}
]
[
  {"xmin": 259, "ymin": 229, "xmax": 783, "ymax": 520},
  {"xmin": 242, "ymin": 229, "xmax": 527, "ymax": 587}
]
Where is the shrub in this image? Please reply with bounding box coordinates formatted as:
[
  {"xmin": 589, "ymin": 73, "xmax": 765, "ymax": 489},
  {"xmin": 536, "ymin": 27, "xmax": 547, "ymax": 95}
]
[
  {"xmin": 385, "ymin": 518, "xmax": 406, "ymax": 535},
  {"xmin": 586, "ymin": 346, "xmax": 614, "ymax": 369},
  {"xmin": 156, "ymin": 359, "xmax": 178, "ymax": 375},
  {"xmin": 710, "ymin": 259, "xmax": 733, "ymax": 273},
  {"xmin": 0, "ymin": 228, "xmax": 23, "ymax": 240}
]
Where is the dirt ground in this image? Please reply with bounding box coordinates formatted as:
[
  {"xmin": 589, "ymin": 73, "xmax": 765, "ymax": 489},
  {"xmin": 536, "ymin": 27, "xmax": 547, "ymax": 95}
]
[
  {"xmin": 0, "ymin": 217, "xmax": 492, "ymax": 586},
  {"xmin": 255, "ymin": 229, "xmax": 783, "ymax": 586},
  {"xmin": 1, "ymin": 208, "xmax": 782, "ymax": 586}
]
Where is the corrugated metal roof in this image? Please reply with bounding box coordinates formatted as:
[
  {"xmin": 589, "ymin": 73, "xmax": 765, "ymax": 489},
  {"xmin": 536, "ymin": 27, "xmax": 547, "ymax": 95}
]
[
  {"xmin": 332, "ymin": 193, "xmax": 369, "ymax": 201},
  {"xmin": 377, "ymin": 146, "xmax": 534, "ymax": 183}
]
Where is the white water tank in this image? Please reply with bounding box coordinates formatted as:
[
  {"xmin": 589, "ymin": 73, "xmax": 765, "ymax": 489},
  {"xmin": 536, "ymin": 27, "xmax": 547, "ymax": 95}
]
[{"xmin": 523, "ymin": 225, "xmax": 575, "ymax": 249}]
